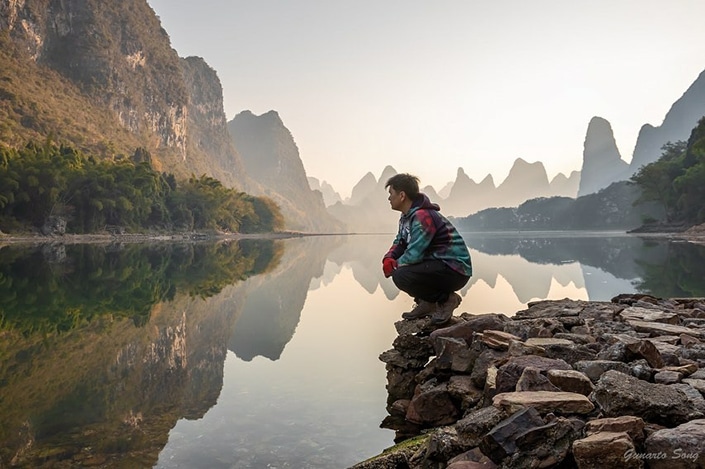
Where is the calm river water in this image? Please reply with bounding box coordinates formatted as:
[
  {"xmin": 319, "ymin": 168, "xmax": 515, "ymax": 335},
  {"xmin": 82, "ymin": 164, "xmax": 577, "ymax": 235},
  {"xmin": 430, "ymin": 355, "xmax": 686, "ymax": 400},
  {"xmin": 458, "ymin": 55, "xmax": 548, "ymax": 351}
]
[{"xmin": 1, "ymin": 233, "xmax": 704, "ymax": 468}]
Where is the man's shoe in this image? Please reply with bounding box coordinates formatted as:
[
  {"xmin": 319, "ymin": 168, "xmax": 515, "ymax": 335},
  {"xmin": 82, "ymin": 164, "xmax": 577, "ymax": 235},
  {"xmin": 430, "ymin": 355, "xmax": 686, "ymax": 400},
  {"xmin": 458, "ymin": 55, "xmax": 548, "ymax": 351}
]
[
  {"xmin": 430, "ymin": 293, "xmax": 462, "ymax": 325},
  {"xmin": 402, "ymin": 300, "xmax": 436, "ymax": 320}
]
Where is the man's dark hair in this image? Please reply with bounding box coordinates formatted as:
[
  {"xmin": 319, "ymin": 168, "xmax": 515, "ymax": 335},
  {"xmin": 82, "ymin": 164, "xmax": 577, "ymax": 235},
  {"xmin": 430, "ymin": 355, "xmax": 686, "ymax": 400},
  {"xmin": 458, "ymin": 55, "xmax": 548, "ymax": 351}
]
[{"xmin": 385, "ymin": 173, "xmax": 420, "ymax": 200}]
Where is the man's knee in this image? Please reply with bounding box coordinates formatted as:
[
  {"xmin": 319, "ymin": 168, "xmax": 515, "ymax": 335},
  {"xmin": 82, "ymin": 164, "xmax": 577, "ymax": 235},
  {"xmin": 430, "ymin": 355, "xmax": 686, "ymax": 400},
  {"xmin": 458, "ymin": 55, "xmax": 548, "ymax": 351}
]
[{"xmin": 391, "ymin": 265, "xmax": 413, "ymax": 291}]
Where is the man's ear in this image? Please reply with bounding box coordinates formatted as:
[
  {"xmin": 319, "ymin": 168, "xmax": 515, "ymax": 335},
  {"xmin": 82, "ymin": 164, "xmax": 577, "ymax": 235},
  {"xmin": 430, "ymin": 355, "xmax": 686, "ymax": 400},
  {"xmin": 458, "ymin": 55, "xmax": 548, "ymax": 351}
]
[{"xmin": 399, "ymin": 191, "xmax": 406, "ymax": 201}]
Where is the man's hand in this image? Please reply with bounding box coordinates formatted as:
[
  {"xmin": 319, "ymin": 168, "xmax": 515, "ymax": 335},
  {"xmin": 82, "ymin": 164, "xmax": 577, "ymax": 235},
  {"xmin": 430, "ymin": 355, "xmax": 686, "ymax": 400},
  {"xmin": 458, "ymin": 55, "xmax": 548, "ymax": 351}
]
[{"xmin": 382, "ymin": 258, "xmax": 398, "ymax": 278}]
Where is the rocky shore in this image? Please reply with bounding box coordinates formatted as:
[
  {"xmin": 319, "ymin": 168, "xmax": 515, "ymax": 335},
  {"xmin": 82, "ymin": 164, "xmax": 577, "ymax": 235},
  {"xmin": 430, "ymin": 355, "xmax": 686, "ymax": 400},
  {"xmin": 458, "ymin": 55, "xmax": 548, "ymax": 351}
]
[{"xmin": 354, "ymin": 294, "xmax": 705, "ymax": 469}]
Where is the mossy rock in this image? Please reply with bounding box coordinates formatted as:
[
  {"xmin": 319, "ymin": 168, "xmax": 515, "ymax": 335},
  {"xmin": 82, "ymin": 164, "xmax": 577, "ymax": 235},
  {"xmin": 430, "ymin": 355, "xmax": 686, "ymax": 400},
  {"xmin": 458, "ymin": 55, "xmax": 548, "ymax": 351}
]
[{"xmin": 350, "ymin": 434, "xmax": 430, "ymax": 469}]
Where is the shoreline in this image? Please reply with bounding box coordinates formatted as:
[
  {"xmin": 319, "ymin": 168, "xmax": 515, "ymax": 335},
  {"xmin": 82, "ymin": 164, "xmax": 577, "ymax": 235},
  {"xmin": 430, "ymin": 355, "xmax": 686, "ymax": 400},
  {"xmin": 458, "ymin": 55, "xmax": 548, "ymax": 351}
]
[
  {"xmin": 0, "ymin": 230, "xmax": 318, "ymax": 246},
  {"xmin": 1, "ymin": 229, "xmax": 705, "ymax": 247}
]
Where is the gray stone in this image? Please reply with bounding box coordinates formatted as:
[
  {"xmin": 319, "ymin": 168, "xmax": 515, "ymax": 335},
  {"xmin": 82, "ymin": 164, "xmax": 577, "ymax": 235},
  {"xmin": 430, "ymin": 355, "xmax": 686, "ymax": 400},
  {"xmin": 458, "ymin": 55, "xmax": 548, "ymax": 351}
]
[
  {"xmin": 629, "ymin": 359, "xmax": 655, "ymax": 381},
  {"xmin": 509, "ymin": 417, "xmax": 584, "ymax": 468},
  {"xmin": 547, "ymin": 369, "xmax": 594, "ymax": 396},
  {"xmin": 480, "ymin": 407, "xmax": 545, "ymax": 463},
  {"xmin": 553, "ymin": 332, "xmax": 596, "ymax": 344},
  {"xmin": 681, "ymin": 334, "xmax": 702, "ymax": 347},
  {"xmin": 662, "ymin": 364, "xmax": 699, "ymax": 376},
  {"xmin": 470, "ymin": 349, "xmax": 506, "ymax": 389},
  {"xmin": 385, "ymin": 366, "xmax": 418, "ymax": 402},
  {"xmin": 585, "ymin": 416, "xmax": 646, "ymax": 443},
  {"xmin": 379, "ymin": 349, "xmax": 428, "ymax": 369},
  {"xmin": 506, "ymin": 340, "xmax": 545, "ymax": 357},
  {"xmin": 476, "ymin": 330, "xmax": 522, "ymax": 351},
  {"xmin": 592, "ymin": 370, "xmax": 705, "ymax": 426},
  {"xmin": 597, "ymin": 342, "xmax": 630, "ymax": 361},
  {"xmin": 571, "ymin": 325, "xmax": 591, "ymax": 335},
  {"xmin": 628, "ymin": 320, "xmax": 705, "ymax": 339},
  {"xmin": 495, "ymin": 355, "xmax": 571, "ymax": 393},
  {"xmin": 455, "ymin": 406, "xmax": 507, "ymax": 449},
  {"xmin": 514, "ymin": 299, "xmax": 586, "ymax": 319},
  {"xmin": 654, "ymin": 370, "xmax": 682, "ymax": 384},
  {"xmin": 435, "ymin": 337, "xmax": 475, "ymax": 372},
  {"xmin": 578, "ymin": 302, "xmax": 622, "ymax": 321},
  {"xmin": 620, "ymin": 306, "xmax": 679, "ymax": 324},
  {"xmin": 524, "ymin": 337, "xmax": 574, "ymax": 347},
  {"xmin": 683, "ymin": 378, "xmax": 705, "ymax": 395},
  {"xmin": 485, "ymin": 366, "xmax": 498, "ymax": 395},
  {"xmin": 394, "ymin": 318, "xmax": 427, "ymax": 336},
  {"xmin": 503, "ymin": 317, "xmax": 567, "ymax": 340},
  {"xmin": 672, "ymin": 383, "xmax": 705, "ymax": 414},
  {"xmin": 649, "ymin": 335, "xmax": 681, "ymax": 345},
  {"xmin": 447, "ymin": 375, "xmax": 483, "ymax": 412},
  {"xmin": 447, "ymin": 448, "xmax": 498, "ymax": 468},
  {"xmin": 387, "ymin": 399, "xmax": 410, "ymax": 417},
  {"xmin": 422, "ymin": 427, "xmax": 466, "ymax": 465},
  {"xmin": 574, "ymin": 359, "xmax": 631, "ymax": 382},
  {"xmin": 393, "ymin": 333, "xmax": 434, "ymax": 359},
  {"xmin": 492, "ymin": 391, "xmax": 595, "ymax": 415},
  {"xmin": 515, "ymin": 366, "xmax": 561, "ymax": 392},
  {"xmin": 430, "ymin": 313, "xmax": 511, "ymax": 345},
  {"xmin": 41, "ymin": 215, "xmax": 67, "ymax": 236},
  {"xmin": 626, "ymin": 339, "xmax": 665, "ymax": 368},
  {"xmin": 572, "ymin": 432, "xmax": 643, "ymax": 469},
  {"xmin": 406, "ymin": 383, "xmax": 460, "ymax": 427},
  {"xmin": 541, "ymin": 343, "xmax": 598, "ymax": 364},
  {"xmin": 678, "ymin": 344, "xmax": 705, "ymax": 363},
  {"xmin": 652, "ymin": 341, "xmax": 682, "ymax": 355},
  {"xmin": 644, "ymin": 419, "xmax": 705, "ymax": 469}
]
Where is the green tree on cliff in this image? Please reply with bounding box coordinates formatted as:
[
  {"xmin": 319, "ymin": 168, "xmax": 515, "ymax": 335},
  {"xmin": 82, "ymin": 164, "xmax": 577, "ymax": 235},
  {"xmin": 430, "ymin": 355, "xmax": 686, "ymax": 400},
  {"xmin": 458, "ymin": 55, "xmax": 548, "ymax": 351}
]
[
  {"xmin": 0, "ymin": 141, "xmax": 284, "ymax": 234},
  {"xmin": 631, "ymin": 116, "xmax": 705, "ymax": 225}
]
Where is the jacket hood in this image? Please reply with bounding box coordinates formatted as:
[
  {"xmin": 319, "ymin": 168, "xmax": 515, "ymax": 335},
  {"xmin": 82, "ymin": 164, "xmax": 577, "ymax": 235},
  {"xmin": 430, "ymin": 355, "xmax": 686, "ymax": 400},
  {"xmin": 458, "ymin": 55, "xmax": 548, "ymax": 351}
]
[{"xmin": 406, "ymin": 193, "xmax": 440, "ymax": 216}]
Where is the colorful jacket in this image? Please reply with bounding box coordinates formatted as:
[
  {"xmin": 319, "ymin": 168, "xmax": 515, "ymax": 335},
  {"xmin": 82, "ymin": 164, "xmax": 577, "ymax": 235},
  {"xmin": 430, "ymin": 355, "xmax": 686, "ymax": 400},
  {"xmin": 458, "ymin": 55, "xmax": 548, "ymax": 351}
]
[{"xmin": 383, "ymin": 193, "xmax": 472, "ymax": 277}]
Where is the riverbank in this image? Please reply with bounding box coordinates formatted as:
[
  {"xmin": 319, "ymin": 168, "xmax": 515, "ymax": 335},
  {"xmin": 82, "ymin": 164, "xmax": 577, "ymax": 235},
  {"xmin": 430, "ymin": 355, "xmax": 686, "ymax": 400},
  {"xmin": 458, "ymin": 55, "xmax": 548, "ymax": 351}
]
[
  {"xmin": 2, "ymin": 223, "xmax": 705, "ymax": 246},
  {"xmin": 632, "ymin": 222, "xmax": 705, "ymax": 246},
  {"xmin": 0, "ymin": 230, "xmax": 313, "ymax": 247},
  {"xmin": 355, "ymin": 294, "xmax": 705, "ymax": 469}
]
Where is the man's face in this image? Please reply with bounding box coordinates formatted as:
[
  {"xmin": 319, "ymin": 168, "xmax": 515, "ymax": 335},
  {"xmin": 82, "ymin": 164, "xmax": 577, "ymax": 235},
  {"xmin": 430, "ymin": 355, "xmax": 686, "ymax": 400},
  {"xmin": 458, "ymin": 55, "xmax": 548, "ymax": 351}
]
[{"xmin": 388, "ymin": 187, "xmax": 405, "ymax": 212}]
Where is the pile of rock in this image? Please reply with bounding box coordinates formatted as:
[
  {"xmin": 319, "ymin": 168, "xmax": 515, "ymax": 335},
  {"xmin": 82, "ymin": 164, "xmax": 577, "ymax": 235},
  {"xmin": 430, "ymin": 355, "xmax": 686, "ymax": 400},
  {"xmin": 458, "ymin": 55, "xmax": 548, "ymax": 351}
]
[{"xmin": 354, "ymin": 294, "xmax": 705, "ymax": 469}]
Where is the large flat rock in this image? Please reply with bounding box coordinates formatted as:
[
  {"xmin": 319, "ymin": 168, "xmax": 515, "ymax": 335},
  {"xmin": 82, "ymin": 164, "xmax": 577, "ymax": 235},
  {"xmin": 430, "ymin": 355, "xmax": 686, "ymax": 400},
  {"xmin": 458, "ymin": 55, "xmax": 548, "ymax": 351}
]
[{"xmin": 492, "ymin": 391, "xmax": 594, "ymax": 415}]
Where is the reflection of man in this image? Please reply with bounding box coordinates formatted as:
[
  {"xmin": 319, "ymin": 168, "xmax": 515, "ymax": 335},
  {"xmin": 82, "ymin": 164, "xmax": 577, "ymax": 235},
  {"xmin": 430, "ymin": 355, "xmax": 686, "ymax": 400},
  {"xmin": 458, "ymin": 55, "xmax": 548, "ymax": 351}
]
[{"xmin": 382, "ymin": 173, "xmax": 472, "ymax": 325}]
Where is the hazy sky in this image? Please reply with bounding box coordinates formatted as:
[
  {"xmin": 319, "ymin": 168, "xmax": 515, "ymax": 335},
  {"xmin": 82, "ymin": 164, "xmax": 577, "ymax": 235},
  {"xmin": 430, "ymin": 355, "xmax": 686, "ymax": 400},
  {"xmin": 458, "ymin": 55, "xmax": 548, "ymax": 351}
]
[{"xmin": 148, "ymin": 0, "xmax": 705, "ymax": 197}]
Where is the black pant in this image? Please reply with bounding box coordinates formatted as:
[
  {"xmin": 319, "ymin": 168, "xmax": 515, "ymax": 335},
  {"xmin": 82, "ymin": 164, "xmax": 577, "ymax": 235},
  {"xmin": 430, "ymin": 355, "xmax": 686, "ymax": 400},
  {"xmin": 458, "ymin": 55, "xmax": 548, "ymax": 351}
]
[{"xmin": 391, "ymin": 260, "xmax": 470, "ymax": 304}]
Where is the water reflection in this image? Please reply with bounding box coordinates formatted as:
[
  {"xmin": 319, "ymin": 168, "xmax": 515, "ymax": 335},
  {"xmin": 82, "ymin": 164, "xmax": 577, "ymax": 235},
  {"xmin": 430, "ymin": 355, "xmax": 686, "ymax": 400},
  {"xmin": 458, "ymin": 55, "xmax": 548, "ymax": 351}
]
[
  {"xmin": 2, "ymin": 234, "xmax": 705, "ymax": 467},
  {"xmin": 0, "ymin": 240, "xmax": 284, "ymax": 468},
  {"xmin": 228, "ymin": 236, "xmax": 336, "ymax": 362}
]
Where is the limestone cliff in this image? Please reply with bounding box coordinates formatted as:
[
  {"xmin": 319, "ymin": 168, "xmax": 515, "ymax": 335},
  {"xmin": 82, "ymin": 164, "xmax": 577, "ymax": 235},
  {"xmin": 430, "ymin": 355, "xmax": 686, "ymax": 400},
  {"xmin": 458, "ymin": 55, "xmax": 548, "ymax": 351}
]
[
  {"xmin": 443, "ymin": 168, "xmax": 496, "ymax": 217},
  {"xmin": 308, "ymin": 176, "xmax": 342, "ymax": 207},
  {"xmin": 578, "ymin": 117, "xmax": 629, "ymax": 196},
  {"xmin": 227, "ymin": 110, "xmax": 345, "ymax": 232},
  {"xmin": 1, "ymin": 0, "xmax": 347, "ymax": 231},
  {"xmin": 495, "ymin": 158, "xmax": 551, "ymax": 207},
  {"xmin": 549, "ymin": 171, "xmax": 580, "ymax": 198},
  {"xmin": 327, "ymin": 166, "xmax": 399, "ymax": 233},
  {"xmin": 179, "ymin": 56, "xmax": 251, "ymax": 189},
  {"xmin": 631, "ymin": 69, "xmax": 705, "ymax": 174},
  {"xmin": 329, "ymin": 162, "xmax": 578, "ymax": 231},
  {"xmin": 0, "ymin": 0, "xmax": 249, "ymax": 187},
  {"xmin": 349, "ymin": 171, "xmax": 379, "ymax": 206}
]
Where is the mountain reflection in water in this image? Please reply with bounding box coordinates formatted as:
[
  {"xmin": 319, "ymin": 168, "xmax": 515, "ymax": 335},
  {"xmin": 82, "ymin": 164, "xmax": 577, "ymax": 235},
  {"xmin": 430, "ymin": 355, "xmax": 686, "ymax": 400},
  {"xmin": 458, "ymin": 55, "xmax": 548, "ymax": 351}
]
[{"xmin": 1, "ymin": 233, "xmax": 704, "ymax": 468}]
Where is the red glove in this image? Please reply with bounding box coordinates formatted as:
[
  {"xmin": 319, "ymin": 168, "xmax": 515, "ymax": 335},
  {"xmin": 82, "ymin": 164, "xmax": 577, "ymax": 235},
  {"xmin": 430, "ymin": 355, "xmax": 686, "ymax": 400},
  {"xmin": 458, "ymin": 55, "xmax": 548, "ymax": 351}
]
[{"xmin": 382, "ymin": 258, "xmax": 398, "ymax": 278}]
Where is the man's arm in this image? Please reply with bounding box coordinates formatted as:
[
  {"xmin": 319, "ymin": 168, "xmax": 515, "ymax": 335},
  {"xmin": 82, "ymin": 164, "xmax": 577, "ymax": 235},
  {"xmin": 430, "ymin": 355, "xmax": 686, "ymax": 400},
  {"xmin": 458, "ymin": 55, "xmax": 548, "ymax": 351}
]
[{"xmin": 383, "ymin": 222, "xmax": 405, "ymax": 259}]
